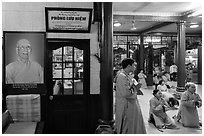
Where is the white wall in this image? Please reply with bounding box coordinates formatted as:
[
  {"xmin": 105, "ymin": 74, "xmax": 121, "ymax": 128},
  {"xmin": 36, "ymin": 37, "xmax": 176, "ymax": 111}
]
[{"xmin": 2, "ymin": 2, "xmax": 100, "ymax": 94}]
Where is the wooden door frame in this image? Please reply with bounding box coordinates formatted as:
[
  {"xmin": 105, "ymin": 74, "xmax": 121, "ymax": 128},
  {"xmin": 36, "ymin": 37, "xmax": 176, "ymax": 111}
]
[
  {"xmin": 45, "ymin": 38, "xmax": 90, "ymax": 133},
  {"xmin": 46, "ymin": 38, "xmax": 90, "ymax": 96}
]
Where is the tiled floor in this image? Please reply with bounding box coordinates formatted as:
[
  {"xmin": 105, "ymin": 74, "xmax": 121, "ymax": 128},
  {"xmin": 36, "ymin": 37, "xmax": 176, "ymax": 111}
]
[{"xmin": 137, "ymin": 82, "xmax": 202, "ymax": 134}]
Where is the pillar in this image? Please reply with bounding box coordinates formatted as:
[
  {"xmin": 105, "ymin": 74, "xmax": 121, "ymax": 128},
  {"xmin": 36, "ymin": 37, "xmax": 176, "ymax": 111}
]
[
  {"xmin": 99, "ymin": 2, "xmax": 114, "ymax": 125},
  {"xmin": 139, "ymin": 35, "xmax": 144, "ymax": 70},
  {"xmin": 176, "ymin": 22, "xmax": 186, "ymax": 92},
  {"xmin": 174, "ymin": 41, "xmax": 177, "ymax": 64},
  {"xmin": 147, "ymin": 43, "xmax": 153, "ymax": 86},
  {"xmin": 198, "ymin": 46, "xmax": 202, "ymax": 84}
]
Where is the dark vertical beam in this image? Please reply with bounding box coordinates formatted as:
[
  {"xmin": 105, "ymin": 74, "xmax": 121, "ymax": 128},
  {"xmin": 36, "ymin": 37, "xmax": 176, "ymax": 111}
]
[
  {"xmin": 198, "ymin": 46, "xmax": 202, "ymax": 84},
  {"xmin": 146, "ymin": 43, "xmax": 153, "ymax": 86},
  {"xmin": 139, "ymin": 35, "xmax": 144, "ymax": 70},
  {"xmin": 174, "ymin": 42, "xmax": 177, "ymax": 65},
  {"xmin": 127, "ymin": 42, "xmax": 130, "ymax": 58},
  {"xmin": 93, "ymin": 2, "xmax": 102, "ymax": 22},
  {"xmin": 176, "ymin": 22, "xmax": 186, "ymax": 91},
  {"xmin": 100, "ymin": 2, "xmax": 113, "ymax": 123}
]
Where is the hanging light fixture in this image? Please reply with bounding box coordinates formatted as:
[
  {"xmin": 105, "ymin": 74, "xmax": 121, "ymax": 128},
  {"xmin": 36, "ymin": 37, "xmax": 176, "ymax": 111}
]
[
  {"xmin": 189, "ymin": 22, "xmax": 199, "ymax": 28},
  {"xmin": 190, "ymin": 24, "xmax": 199, "ymax": 28},
  {"xmin": 113, "ymin": 21, "xmax": 121, "ymax": 27},
  {"xmin": 131, "ymin": 20, "xmax": 136, "ymax": 30}
]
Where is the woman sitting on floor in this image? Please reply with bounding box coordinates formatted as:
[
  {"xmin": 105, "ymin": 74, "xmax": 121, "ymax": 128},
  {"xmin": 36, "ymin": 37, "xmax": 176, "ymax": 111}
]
[
  {"xmin": 157, "ymin": 80, "xmax": 169, "ymax": 92},
  {"xmin": 148, "ymin": 89, "xmax": 179, "ymax": 129}
]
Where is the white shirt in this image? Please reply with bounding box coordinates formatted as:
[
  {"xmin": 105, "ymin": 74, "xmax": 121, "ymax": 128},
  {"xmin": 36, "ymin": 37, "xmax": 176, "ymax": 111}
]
[
  {"xmin": 157, "ymin": 84, "xmax": 168, "ymax": 92},
  {"xmin": 162, "ymin": 92, "xmax": 174, "ymax": 101},
  {"xmin": 6, "ymin": 60, "xmax": 43, "ymax": 83},
  {"xmin": 170, "ymin": 65, "xmax": 177, "ymax": 74}
]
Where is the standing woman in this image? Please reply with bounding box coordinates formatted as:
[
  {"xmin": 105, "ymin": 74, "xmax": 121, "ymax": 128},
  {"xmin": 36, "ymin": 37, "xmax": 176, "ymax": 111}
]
[
  {"xmin": 176, "ymin": 83, "xmax": 202, "ymax": 128},
  {"xmin": 115, "ymin": 58, "xmax": 146, "ymax": 134},
  {"xmin": 138, "ymin": 69, "xmax": 148, "ymax": 89}
]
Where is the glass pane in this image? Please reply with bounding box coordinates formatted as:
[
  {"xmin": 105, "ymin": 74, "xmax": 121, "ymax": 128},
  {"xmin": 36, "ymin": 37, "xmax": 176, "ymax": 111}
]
[
  {"xmin": 194, "ymin": 36, "xmax": 202, "ymax": 44},
  {"xmin": 113, "ymin": 36, "xmax": 117, "ymax": 44},
  {"xmin": 74, "ymin": 47, "xmax": 83, "ymax": 62},
  {"xmin": 74, "ymin": 79, "xmax": 83, "ymax": 95},
  {"xmin": 63, "ymin": 46, "xmax": 73, "ymax": 62},
  {"xmin": 53, "ymin": 63, "xmax": 62, "ymax": 78},
  {"xmin": 64, "ymin": 80, "xmax": 73, "ymax": 95},
  {"xmin": 128, "ymin": 36, "xmax": 140, "ymax": 44},
  {"xmin": 172, "ymin": 36, "xmax": 177, "ymax": 42},
  {"xmin": 129, "ymin": 44, "xmax": 139, "ymax": 59},
  {"xmin": 74, "ymin": 63, "xmax": 83, "ymax": 78},
  {"xmin": 65, "ymin": 62, "xmax": 73, "ymax": 68},
  {"xmin": 53, "ymin": 79, "xmax": 63, "ymax": 95},
  {"xmin": 118, "ymin": 36, "xmax": 127, "ymax": 44},
  {"xmin": 114, "ymin": 44, "xmax": 127, "ymax": 54},
  {"xmin": 64, "ymin": 63, "xmax": 73, "ymax": 78},
  {"xmin": 53, "ymin": 48, "xmax": 62, "ymax": 62},
  {"xmin": 186, "ymin": 37, "xmax": 191, "ymax": 46},
  {"xmin": 113, "ymin": 44, "xmax": 127, "ymax": 70},
  {"xmin": 162, "ymin": 36, "xmax": 171, "ymax": 45},
  {"xmin": 152, "ymin": 36, "xmax": 161, "ymax": 44},
  {"xmin": 144, "ymin": 36, "xmax": 151, "ymax": 44}
]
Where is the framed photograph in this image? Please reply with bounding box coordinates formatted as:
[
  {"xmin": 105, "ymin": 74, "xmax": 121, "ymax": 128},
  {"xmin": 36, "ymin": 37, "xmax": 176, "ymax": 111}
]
[
  {"xmin": 3, "ymin": 31, "xmax": 46, "ymax": 94},
  {"xmin": 45, "ymin": 7, "xmax": 92, "ymax": 33}
]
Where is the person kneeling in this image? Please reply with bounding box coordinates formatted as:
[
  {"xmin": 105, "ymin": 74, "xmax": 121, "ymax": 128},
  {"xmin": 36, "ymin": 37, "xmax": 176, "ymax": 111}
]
[
  {"xmin": 162, "ymin": 92, "xmax": 179, "ymax": 110},
  {"xmin": 148, "ymin": 89, "xmax": 179, "ymax": 129},
  {"xmin": 175, "ymin": 83, "xmax": 202, "ymax": 128}
]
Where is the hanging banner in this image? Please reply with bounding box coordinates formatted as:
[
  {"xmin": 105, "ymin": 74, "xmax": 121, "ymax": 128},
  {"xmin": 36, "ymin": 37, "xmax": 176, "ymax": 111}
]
[{"xmin": 45, "ymin": 8, "xmax": 92, "ymax": 33}]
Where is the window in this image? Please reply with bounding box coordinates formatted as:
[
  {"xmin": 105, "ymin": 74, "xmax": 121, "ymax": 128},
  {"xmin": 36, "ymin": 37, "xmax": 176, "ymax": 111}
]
[
  {"xmin": 113, "ymin": 35, "xmax": 140, "ymax": 76},
  {"xmin": 52, "ymin": 46, "xmax": 84, "ymax": 95}
]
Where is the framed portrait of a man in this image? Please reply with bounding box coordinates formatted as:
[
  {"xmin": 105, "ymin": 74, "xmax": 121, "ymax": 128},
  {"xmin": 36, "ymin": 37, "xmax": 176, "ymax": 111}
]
[{"xmin": 3, "ymin": 31, "xmax": 46, "ymax": 94}]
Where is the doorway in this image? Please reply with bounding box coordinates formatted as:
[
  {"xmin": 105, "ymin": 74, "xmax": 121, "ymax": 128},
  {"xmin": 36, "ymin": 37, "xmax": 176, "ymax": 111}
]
[{"xmin": 46, "ymin": 39, "xmax": 90, "ymax": 133}]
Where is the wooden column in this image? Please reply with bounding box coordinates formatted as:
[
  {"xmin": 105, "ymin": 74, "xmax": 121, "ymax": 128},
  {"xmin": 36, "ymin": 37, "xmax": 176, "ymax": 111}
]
[
  {"xmin": 139, "ymin": 35, "xmax": 144, "ymax": 70},
  {"xmin": 198, "ymin": 46, "xmax": 202, "ymax": 84},
  {"xmin": 100, "ymin": 2, "xmax": 114, "ymax": 125},
  {"xmin": 176, "ymin": 22, "xmax": 186, "ymax": 92},
  {"xmin": 174, "ymin": 41, "xmax": 177, "ymax": 64},
  {"xmin": 147, "ymin": 43, "xmax": 153, "ymax": 86}
]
